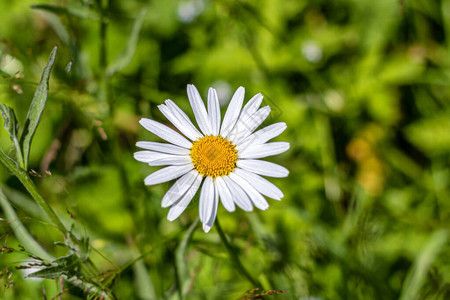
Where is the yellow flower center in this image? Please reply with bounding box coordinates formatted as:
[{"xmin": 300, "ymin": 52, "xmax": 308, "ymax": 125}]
[{"xmin": 190, "ymin": 135, "xmax": 238, "ymax": 178}]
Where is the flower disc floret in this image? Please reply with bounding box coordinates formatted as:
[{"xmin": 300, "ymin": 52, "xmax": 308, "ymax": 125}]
[{"xmin": 190, "ymin": 135, "xmax": 238, "ymax": 178}]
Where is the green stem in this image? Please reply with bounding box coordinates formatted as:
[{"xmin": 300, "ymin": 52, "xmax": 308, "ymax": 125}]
[
  {"xmin": 0, "ymin": 188, "xmax": 54, "ymax": 261},
  {"xmin": 99, "ymin": 0, "xmax": 108, "ymax": 72},
  {"xmin": 215, "ymin": 218, "xmax": 262, "ymax": 288},
  {"xmin": 13, "ymin": 137, "xmax": 25, "ymax": 170},
  {"xmin": 0, "ymin": 150, "xmax": 67, "ymax": 235}
]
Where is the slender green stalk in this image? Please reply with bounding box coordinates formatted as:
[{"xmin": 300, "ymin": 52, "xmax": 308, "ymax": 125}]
[
  {"xmin": 0, "ymin": 150, "xmax": 67, "ymax": 235},
  {"xmin": 215, "ymin": 218, "xmax": 262, "ymax": 288},
  {"xmin": 98, "ymin": 0, "xmax": 108, "ymax": 72},
  {"xmin": 0, "ymin": 189, "xmax": 54, "ymax": 261},
  {"xmin": 13, "ymin": 137, "xmax": 25, "ymax": 169}
]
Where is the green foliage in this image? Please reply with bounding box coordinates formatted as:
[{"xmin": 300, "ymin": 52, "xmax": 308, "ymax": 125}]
[
  {"xmin": 0, "ymin": 0, "xmax": 449, "ymax": 299},
  {"xmin": 0, "ymin": 104, "xmax": 19, "ymax": 143},
  {"xmin": 19, "ymin": 46, "xmax": 57, "ymax": 170}
]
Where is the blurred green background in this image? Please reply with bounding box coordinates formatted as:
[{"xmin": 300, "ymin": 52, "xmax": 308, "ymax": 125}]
[{"xmin": 0, "ymin": 0, "xmax": 449, "ymax": 299}]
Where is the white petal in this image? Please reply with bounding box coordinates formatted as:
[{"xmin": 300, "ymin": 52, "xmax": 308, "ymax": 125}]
[
  {"xmin": 238, "ymin": 142, "xmax": 290, "ymax": 159},
  {"xmin": 222, "ymin": 176, "xmax": 253, "ymax": 211},
  {"xmin": 236, "ymin": 159, "xmax": 289, "ymax": 178},
  {"xmin": 148, "ymin": 156, "xmax": 191, "ymax": 166},
  {"xmin": 139, "ymin": 118, "xmax": 192, "ymax": 148},
  {"xmin": 229, "ymin": 172, "xmax": 269, "ymax": 210},
  {"xmin": 207, "ymin": 88, "xmax": 221, "ymax": 136},
  {"xmin": 158, "ymin": 104, "xmax": 202, "ymax": 141},
  {"xmin": 162, "ymin": 170, "xmax": 199, "ymax": 207},
  {"xmin": 144, "ymin": 164, "xmax": 193, "ymax": 185},
  {"xmin": 167, "ymin": 173, "xmax": 202, "ymax": 221},
  {"xmin": 228, "ymin": 106, "xmax": 271, "ymax": 144},
  {"xmin": 234, "ymin": 168, "xmax": 283, "ymax": 200},
  {"xmin": 215, "ymin": 177, "xmax": 235, "ymax": 212},
  {"xmin": 199, "ymin": 177, "xmax": 214, "ymax": 222},
  {"xmin": 226, "ymin": 93, "xmax": 263, "ymax": 140},
  {"xmin": 242, "ymin": 93, "xmax": 263, "ymax": 117},
  {"xmin": 220, "ymin": 87, "xmax": 245, "ymax": 137},
  {"xmin": 134, "ymin": 151, "xmax": 179, "ymax": 163},
  {"xmin": 164, "ymin": 100, "xmax": 204, "ymax": 140},
  {"xmin": 187, "ymin": 84, "xmax": 211, "ymax": 135},
  {"xmin": 203, "ymin": 183, "xmax": 219, "ymax": 233},
  {"xmin": 236, "ymin": 122, "xmax": 287, "ymax": 151},
  {"xmin": 136, "ymin": 141, "xmax": 190, "ymax": 155}
]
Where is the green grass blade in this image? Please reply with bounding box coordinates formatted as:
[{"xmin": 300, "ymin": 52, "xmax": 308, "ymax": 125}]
[
  {"xmin": 175, "ymin": 218, "xmax": 199, "ymax": 299},
  {"xmin": 0, "ymin": 188, "xmax": 54, "ymax": 262},
  {"xmin": 106, "ymin": 8, "xmax": 146, "ymax": 77},
  {"xmin": 2, "ymin": 186, "xmax": 45, "ymax": 219},
  {"xmin": 132, "ymin": 256, "xmax": 156, "ymax": 300},
  {"xmin": 19, "ymin": 46, "xmax": 57, "ymax": 170},
  {"xmin": 400, "ymin": 230, "xmax": 448, "ymax": 300},
  {"xmin": 30, "ymin": 4, "xmax": 97, "ymax": 19}
]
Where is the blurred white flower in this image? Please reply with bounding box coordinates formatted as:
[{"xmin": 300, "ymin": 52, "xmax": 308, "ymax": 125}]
[
  {"xmin": 324, "ymin": 90, "xmax": 345, "ymax": 112},
  {"xmin": 177, "ymin": 0, "xmax": 204, "ymax": 23},
  {"xmin": 212, "ymin": 80, "xmax": 232, "ymax": 106},
  {"xmin": 135, "ymin": 85, "xmax": 289, "ymax": 232},
  {"xmin": 301, "ymin": 40, "xmax": 323, "ymax": 63}
]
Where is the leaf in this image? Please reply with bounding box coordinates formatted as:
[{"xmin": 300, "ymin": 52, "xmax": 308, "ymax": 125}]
[
  {"xmin": 28, "ymin": 253, "xmax": 80, "ymax": 279},
  {"xmin": 0, "ymin": 189, "xmax": 54, "ymax": 262},
  {"xmin": 68, "ymin": 231, "xmax": 90, "ymax": 262},
  {"xmin": 0, "ymin": 104, "xmax": 19, "ymax": 142},
  {"xmin": 399, "ymin": 230, "xmax": 448, "ymax": 300},
  {"xmin": 106, "ymin": 8, "xmax": 147, "ymax": 77},
  {"xmin": 404, "ymin": 114, "xmax": 450, "ymax": 156},
  {"xmin": 30, "ymin": 4, "xmax": 98, "ymax": 19},
  {"xmin": 132, "ymin": 254, "xmax": 156, "ymax": 300},
  {"xmin": 0, "ymin": 104, "xmax": 24, "ymax": 167},
  {"xmin": 174, "ymin": 218, "xmax": 199, "ymax": 299},
  {"xmin": 19, "ymin": 46, "xmax": 57, "ymax": 170},
  {"xmin": 0, "ymin": 53, "xmax": 24, "ymax": 76},
  {"xmin": 1, "ymin": 186, "xmax": 45, "ymax": 219}
]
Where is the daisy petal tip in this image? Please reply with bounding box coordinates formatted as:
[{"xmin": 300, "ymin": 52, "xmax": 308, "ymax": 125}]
[
  {"xmin": 161, "ymin": 197, "xmax": 171, "ymax": 208},
  {"xmin": 144, "ymin": 174, "xmax": 161, "ymax": 185},
  {"xmin": 167, "ymin": 214, "xmax": 177, "ymax": 222},
  {"xmin": 203, "ymin": 223, "xmax": 212, "ymax": 233},
  {"xmin": 281, "ymin": 165, "xmax": 290, "ymax": 175},
  {"xmin": 138, "ymin": 118, "xmax": 148, "ymax": 126},
  {"xmin": 260, "ymin": 204, "xmax": 269, "ymax": 211}
]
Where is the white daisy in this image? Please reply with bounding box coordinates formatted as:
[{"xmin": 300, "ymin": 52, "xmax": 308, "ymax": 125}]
[{"xmin": 135, "ymin": 84, "xmax": 289, "ymax": 232}]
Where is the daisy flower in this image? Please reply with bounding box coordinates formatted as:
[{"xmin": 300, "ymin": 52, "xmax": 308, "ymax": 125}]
[{"xmin": 135, "ymin": 85, "xmax": 289, "ymax": 232}]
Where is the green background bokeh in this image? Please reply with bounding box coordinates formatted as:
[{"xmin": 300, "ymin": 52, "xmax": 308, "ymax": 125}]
[{"xmin": 0, "ymin": 0, "xmax": 449, "ymax": 299}]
